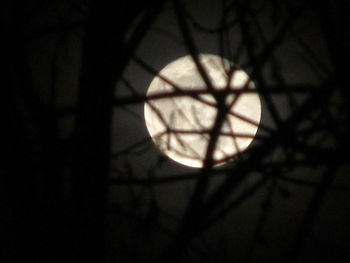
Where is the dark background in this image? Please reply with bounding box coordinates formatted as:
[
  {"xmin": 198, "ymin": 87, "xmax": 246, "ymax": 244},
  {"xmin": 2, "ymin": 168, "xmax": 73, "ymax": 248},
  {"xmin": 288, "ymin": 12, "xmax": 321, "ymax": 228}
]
[{"xmin": 2, "ymin": 0, "xmax": 350, "ymax": 262}]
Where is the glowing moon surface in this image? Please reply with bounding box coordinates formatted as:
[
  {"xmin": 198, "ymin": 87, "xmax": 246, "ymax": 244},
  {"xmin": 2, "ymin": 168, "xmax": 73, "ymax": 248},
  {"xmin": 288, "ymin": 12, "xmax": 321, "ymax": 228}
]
[{"xmin": 144, "ymin": 54, "xmax": 261, "ymax": 168}]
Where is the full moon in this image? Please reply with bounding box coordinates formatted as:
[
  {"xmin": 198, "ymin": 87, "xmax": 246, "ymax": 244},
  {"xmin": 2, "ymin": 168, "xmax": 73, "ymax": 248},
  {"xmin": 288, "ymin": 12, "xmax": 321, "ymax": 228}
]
[{"xmin": 144, "ymin": 54, "xmax": 261, "ymax": 168}]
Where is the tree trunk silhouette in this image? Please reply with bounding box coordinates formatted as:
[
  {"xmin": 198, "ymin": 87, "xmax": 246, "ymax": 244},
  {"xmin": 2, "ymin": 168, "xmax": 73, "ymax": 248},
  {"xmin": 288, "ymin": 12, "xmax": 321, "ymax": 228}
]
[{"xmin": 71, "ymin": 1, "xmax": 163, "ymax": 262}]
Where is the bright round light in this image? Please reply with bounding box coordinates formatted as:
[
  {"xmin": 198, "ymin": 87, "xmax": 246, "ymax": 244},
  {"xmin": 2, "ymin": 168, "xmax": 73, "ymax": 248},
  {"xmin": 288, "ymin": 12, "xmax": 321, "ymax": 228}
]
[{"xmin": 144, "ymin": 54, "xmax": 261, "ymax": 168}]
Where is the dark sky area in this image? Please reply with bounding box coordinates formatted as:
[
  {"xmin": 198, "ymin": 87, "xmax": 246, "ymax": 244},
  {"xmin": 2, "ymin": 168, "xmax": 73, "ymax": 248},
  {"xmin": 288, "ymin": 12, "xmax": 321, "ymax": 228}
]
[{"xmin": 2, "ymin": 0, "xmax": 350, "ymax": 263}]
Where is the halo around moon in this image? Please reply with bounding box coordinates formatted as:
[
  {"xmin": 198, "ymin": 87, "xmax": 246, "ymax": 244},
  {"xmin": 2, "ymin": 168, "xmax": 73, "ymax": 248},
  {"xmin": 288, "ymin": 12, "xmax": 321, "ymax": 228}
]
[{"xmin": 144, "ymin": 54, "xmax": 261, "ymax": 168}]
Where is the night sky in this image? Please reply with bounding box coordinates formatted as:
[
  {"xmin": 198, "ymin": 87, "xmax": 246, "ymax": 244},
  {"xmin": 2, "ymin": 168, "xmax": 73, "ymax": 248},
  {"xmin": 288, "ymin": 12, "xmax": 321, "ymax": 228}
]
[{"xmin": 2, "ymin": 0, "xmax": 350, "ymax": 262}]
